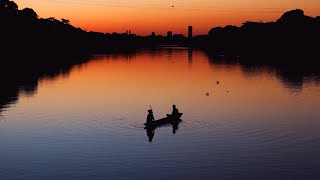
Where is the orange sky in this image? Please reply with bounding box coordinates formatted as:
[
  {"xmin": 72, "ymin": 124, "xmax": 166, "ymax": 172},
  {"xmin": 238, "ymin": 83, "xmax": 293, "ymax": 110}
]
[{"xmin": 14, "ymin": 0, "xmax": 320, "ymax": 35}]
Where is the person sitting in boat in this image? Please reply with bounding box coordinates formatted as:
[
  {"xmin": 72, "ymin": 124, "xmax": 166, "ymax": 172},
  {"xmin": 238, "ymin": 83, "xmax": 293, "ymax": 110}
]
[
  {"xmin": 146, "ymin": 109, "xmax": 155, "ymax": 124},
  {"xmin": 171, "ymin": 104, "xmax": 179, "ymax": 116}
]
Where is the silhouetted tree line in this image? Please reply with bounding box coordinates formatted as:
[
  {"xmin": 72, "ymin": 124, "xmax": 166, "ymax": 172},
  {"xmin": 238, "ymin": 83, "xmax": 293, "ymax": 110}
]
[
  {"xmin": 204, "ymin": 9, "xmax": 320, "ymax": 61},
  {"xmin": 2, "ymin": 1, "xmax": 319, "ymax": 60},
  {"xmin": 0, "ymin": 0, "xmax": 152, "ymax": 61},
  {"xmin": 1, "ymin": 0, "xmax": 89, "ymax": 60},
  {"xmin": 0, "ymin": 0, "xmax": 193, "ymax": 60}
]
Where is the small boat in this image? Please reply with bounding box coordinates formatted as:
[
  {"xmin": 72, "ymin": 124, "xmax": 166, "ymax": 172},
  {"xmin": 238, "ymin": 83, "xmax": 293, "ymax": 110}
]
[{"xmin": 144, "ymin": 113, "xmax": 183, "ymax": 128}]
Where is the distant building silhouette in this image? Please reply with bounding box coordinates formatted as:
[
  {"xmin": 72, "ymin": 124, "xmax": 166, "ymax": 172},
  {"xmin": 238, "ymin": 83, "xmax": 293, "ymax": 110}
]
[
  {"xmin": 125, "ymin": 30, "xmax": 131, "ymax": 35},
  {"xmin": 188, "ymin": 26, "xmax": 193, "ymax": 38},
  {"xmin": 167, "ymin": 31, "xmax": 173, "ymax": 38},
  {"xmin": 151, "ymin": 32, "xmax": 156, "ymax": 37}
]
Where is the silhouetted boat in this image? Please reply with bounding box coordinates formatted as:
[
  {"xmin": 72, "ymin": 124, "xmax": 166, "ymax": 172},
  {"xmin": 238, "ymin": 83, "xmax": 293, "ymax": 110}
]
[{"xmin": 144, "ymin": 113, "xmax": 183, "ymax": 128}]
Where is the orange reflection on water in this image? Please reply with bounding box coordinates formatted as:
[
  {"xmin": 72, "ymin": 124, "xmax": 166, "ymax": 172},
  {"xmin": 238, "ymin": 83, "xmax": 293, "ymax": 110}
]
[{"xmin": 17, "ymin": 48, "xmax": 317, "ymax": 124}]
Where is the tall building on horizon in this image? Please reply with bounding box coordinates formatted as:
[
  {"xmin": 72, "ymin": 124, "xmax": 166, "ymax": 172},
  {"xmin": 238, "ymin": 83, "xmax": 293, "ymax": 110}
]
[
  {"xmin": 167, "ymin": 31, "xmax": 173, "ymax": 38},
  {"xmin": 188, "ymin": 26, "xmax": 193, "ymax": 38}
]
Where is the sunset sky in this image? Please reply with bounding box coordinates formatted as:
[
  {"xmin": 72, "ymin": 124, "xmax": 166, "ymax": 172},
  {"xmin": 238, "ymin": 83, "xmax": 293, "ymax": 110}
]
[{"xmin": 15, "ymin": 0, "xmax": 320, "ymax": 35}]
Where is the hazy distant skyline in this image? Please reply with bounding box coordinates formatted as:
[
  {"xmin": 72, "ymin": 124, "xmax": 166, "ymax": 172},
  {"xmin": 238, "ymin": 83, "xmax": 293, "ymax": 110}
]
[{"xmin": 15, "ymin": 0, "xmax": 320, "ymax": 35}]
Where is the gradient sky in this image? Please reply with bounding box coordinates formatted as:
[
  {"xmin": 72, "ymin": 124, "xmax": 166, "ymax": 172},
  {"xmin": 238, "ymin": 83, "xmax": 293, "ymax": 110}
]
[{"xmin": 15, "ymin": 0, "xmax": 320, "ymax": 35}]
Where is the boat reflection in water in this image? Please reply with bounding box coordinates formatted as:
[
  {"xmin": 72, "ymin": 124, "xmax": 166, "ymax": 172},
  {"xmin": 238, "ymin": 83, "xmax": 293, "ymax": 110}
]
[{"xmin": 144, "ymin": 112, "xmax": 183, "ymax": 142}]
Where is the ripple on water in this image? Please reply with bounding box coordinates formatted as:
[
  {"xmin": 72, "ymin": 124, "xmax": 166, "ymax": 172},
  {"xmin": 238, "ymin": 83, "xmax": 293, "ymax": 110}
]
[
  {"xmin": 181, "ymin": 115, "xmax": 238, "ymax": 133},
  {"xmin": 62, "ymin": 114, "xmax": 147, "ymax": 133}
]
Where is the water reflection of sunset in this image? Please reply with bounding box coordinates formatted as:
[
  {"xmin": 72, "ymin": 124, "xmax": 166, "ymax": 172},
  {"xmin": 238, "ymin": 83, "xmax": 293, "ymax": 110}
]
[{"xmin": 16, "ymin": 48, "xmax": 317, "ymax": 124}]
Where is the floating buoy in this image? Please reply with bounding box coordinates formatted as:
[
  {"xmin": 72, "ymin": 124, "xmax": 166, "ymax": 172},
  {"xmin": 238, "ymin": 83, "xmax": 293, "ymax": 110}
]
[{"xmin": 216, "ymin": 81, "xmax": 219, "ymax": 85}]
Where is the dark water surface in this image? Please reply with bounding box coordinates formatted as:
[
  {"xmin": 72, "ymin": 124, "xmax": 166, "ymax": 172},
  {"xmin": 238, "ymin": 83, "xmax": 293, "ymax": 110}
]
[{"xmin": 1, "ymin": 48, "xmax": 320, "ymax": 179}]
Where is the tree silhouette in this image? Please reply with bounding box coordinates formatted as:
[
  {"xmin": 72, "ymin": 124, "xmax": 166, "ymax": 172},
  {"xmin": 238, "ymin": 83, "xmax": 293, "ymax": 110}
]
[
  {"xmin": 45, "ymin": 17, "xmax": 61, "ymax": 24},
  {"xmin": 61, "ymin": 18, "xmax": 70, "ymax": 25},
  {"xmin": 19, "ymin": 8, "xmax": 38, "ymax": 19},
  {"xmin": 0, "ymin": 0, "xmax": 18, "ymax": 11},
  {"xmin": 7, "ymin": 0, "xmax": 18, "ymax": 10},
  {"xmin": 47, "ymin": 17, "xmax": 58, "ymax": 22},
  {"xmin": 0, "ymin": 0, "xmax": 9, "ymax": 8}
]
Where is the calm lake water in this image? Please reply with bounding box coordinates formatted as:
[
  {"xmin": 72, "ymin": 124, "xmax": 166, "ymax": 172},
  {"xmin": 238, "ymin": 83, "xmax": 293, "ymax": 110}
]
[{"xmin": 1, "ymin": 48, "xmax": 320, "ymax": 179}]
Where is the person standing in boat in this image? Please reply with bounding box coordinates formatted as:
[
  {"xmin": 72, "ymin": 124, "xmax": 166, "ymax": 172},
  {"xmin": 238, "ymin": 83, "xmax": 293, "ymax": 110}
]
[{"xmin": 146, "ymin": 109, "xmax": 155, "ymax": 124}]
